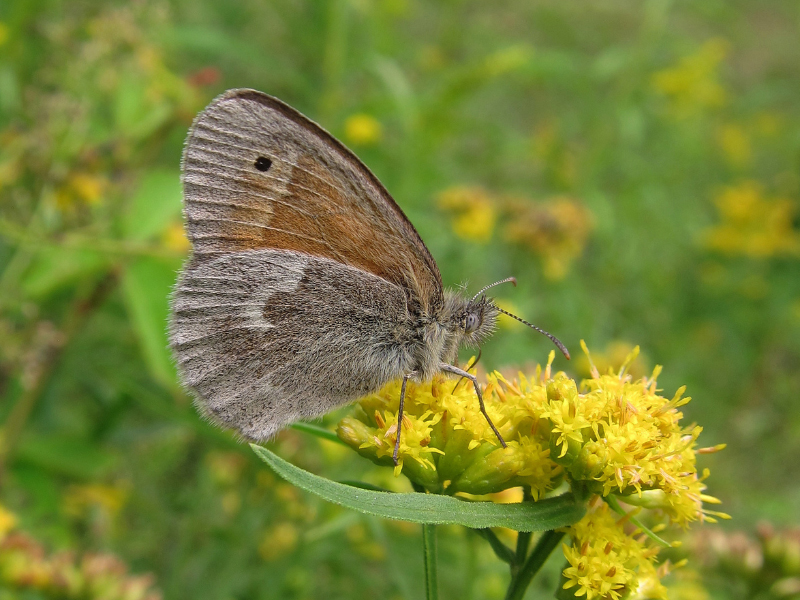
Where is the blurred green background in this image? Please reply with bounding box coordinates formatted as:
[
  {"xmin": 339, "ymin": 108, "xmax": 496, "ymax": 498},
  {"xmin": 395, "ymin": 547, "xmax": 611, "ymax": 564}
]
[{"xmin": 1, "ymin": 1, "xmax": 799, "ymax": 598}]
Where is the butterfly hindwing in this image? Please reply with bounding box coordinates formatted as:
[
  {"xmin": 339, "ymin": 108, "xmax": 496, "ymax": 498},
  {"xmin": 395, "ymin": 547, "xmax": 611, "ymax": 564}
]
[{"xmin": 170, "ymin": 249, "xmax": 411, "ymax": 440}]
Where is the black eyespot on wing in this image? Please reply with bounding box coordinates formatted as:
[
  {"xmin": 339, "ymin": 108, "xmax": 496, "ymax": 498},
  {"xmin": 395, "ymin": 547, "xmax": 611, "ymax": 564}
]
[{"xmin": 254, "ymin": 156, "xmax": 272, "ymax": 172}]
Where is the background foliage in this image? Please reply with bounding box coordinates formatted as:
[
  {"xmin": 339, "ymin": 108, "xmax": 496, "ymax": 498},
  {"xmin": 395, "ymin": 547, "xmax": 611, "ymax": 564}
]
[{"xmin": 1, "ymin": 1, "xmax": 799, "ymax": 598}]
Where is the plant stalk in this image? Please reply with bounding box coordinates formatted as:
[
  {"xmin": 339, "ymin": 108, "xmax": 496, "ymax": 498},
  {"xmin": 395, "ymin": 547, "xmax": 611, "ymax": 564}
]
[
  {"xmin": 504, "ymin": 530, "xmax": 565, "ymax": 600},
  {"xmin": 423, "ymin": 523, "xmax": 439, "ymax": 600}
]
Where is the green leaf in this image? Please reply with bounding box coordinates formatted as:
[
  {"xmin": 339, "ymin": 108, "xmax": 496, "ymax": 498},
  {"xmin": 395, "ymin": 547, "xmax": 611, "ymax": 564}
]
[
  {"xmin": 21, "ymin": 247, "xmax": 108, "ymax": 298},
  {"xmin": 122, "ymin": 169, "xmax": 183, "ymax": 241},
  {"xmin": 114, "ymin": 78, "xmax": 173, "ymax": 140},
  {"xmin": 290, "ymin": 422, "xmax": 346, "ymax": 445},
  {"xmin": 16, "ymin": 435, "xmax": 117, "ymax": 480},
  {"xmin": 121, "ymin": 255, "xmax": 181, "ymax": 388},
  {"xmin": 251, "ymin": 444, "xmax": 586, "ymax": 531}
]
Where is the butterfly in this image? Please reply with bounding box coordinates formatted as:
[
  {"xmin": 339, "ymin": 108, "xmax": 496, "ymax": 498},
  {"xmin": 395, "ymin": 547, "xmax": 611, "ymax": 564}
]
[{"xmin": 169, "ymin": 89, "xmax": 568, "ymax": 463}]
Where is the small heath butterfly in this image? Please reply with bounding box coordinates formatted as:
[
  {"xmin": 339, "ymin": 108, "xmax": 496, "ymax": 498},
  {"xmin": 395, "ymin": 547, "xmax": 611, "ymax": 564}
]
[{"xmin": 169, "ymin": 89, "xmax": 568, "ymax": 462}]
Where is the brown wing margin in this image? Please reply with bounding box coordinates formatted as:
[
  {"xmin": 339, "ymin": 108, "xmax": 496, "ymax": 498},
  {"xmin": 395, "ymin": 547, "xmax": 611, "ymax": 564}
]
[{"xmin": 181, "ymin": 88, "xmax": 443, "ymax": 313}]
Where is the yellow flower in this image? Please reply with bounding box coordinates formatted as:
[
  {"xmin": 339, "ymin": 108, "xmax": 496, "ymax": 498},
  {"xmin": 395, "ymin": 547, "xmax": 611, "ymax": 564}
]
[
  {"xmin": 437, "ymin": 186, "xmax": 497, "ymax": 243},
  {"xmin": 344, "ymin": 114, "xmax": 383, "ymax": 146},
  {"xmin": 0, "ymin": 504, "xmax": 17, "ymax": 539},
  {"xmin": 162, "ymin": 221, "xmax": 192, "ymax": 253},
  {"xmin": 503, "ymin": 196, "xmax": 593, "ymax": 280},
  {"xmin": 55, "ymin": 172, "xmax": 107, "ymax": 210},
  {"xmin": 716, "ymin": 124, "xmax": 752, "ymax": 167},
  {"xmin": 562, "ymin": 503, "xmax": 669, "ymax": 600},
  {"xmin": 702, "ymin": 181, "xmax": 800, "ymax": 258},
  {"xmin": 574, "ymin": 340, "xmax": 647, "ymax": 381},
  {"xmin": 259, "ymin": 522, "xmax": 299, "ymax": 560},
  {"xmin": 338, "ymin": 343, "xmax": 722, "ymax": 530},
  {"xmin": 651, "ymin": 39, "xmax": 729, "ymax": 117},
  {"xmin": 0, "ymin": 516, "xmax": 161, "ymax": 598},
  {"xmin": 63, "ymin": 483, "xmax": 128, "ymax": 518}
]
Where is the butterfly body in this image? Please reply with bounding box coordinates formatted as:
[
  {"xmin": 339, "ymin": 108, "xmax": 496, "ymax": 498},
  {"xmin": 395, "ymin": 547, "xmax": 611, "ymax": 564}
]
[
  {"xmin": 170, "ymin": 89, "xmax": 502, "ymax": 442},
  {"xmin": 172, "ymin": 250, "xmax": 496, "ymax": 440}
]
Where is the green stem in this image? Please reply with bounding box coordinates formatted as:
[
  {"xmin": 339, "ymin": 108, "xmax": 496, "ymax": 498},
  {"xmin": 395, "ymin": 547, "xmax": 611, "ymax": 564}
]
[
  {"xmin": 504, "ymin": 530, "xmax": 565, "ymax": 600},
  {"xmin": 423, "ymin": 523, "xmax": 439, "ymax": 600},
  {"xmin": 606, "ymin": 494, "xmax": 670, "ymax": 548},
  {"xmin": 475, "ymin": 528, "xmax": 515, "ymax": 565},
  {"xmin": 464, "ymin": 532, "xmax": 477, "ymax": 600},
  {"xmin": 511, "ymin": 489, "xmax": 534, "ymax": 574},
  {"xmin": 320, "ymin": 0, "xmax": 348, "ymax": 120},
  {"xmin": 514, "ymin": 531, "xmax": 532, "ymax": 569}
]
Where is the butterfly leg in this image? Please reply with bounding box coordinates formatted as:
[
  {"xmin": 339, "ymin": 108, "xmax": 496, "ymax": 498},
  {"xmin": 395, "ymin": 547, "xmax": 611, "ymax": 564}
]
[
  {"xmin": 451, "ymin": 349, "xmax": 482, "ymax": 394},
  {"xmin": 439, "ymin": 363, "xmax": 507, "ymax": 449},
  {"xmin": 393, "ymin": 371, "xmax": 418, "ymax": 466}
]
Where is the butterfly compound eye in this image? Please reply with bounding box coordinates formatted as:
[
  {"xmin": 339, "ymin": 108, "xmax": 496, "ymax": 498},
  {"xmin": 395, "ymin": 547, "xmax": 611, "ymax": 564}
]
[
  {"xmin": 465, "ymin": 313, "xmax": 480, "ymax": 334},
  {"xmin": 254, "ymin": 156, "xmax": 272, "ymax": 172}
]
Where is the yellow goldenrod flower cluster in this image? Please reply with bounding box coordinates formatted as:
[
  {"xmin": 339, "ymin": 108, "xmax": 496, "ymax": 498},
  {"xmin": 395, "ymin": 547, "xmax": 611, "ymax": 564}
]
[
  {"xmin": 436, "ymin": 185, "xmax": 593, "ymax": 279},
  {"xmin": 338, "ymin": 343, "xmax": 726, "ymax": 598},
  {"xmin": 503, "ymin": 196, "xmax": 593, "ymax": 280},
  {"xmin": 574, "ymin": 340, "xmax": 647, "ymax": 381},
  {"xmin": 715, "ymin": 123, "xmax": 752, "ymax": 168},
  {"xmin": 651, "ymin": 38, "xmax": 729, "ymax": 117},
  {"xmin": 55, "ymin": 172, "xmax": 108, "ymax": 210},
  {"xmin": 0, "ymin": 504, "xmax": 161, "ymax": 600},
  {"xmin": 562, "ymin": 502, "xmax": 679, "ymax": 600},
  {"xmin": 436, "ymin": 186, "xmax": 498, "ymax": 244},
  {"xmin": 703, "ymin": 180, "xmax": 800, "ymax": 258},
  {"xmin": 344, "ymin": 114, "xmax": 383, "ymax": 146}
]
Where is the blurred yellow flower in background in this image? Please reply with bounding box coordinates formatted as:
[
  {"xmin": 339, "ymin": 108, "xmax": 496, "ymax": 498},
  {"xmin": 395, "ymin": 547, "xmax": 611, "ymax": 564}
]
[
  {"xmin": 716, "ymin": 124, "xmax": 752, "ymax": 168},
  {"xmin": 161, "ymin": 221, "xmax": 192, "ymax": 253},
  {"xmin": 55, "ymin": 173, "xmax": 108, "ymax": 210},
  {"xmin": 437, "ymin": 186, "xmax": 498, "ymax": 243},
  {"xmin": 344, "ymin": 114, "xmax": 383, "ymax": 146},
  {"xmin": 703, "ymin": 181, "xmax": 800, "ymax": 258},
  {"xmin": 63, "ymin": 483, "xmax": 128, "ymax": 526},
  {"xmin": 0, "ymin": 502, "xmax": 161, "ymax": 599},
  {"xmin": 504, "ymin": 196, "xmax": 593, "ymax": 280},
  {"xmin": 652, "ymin": 39, "xmax": 729, "ymax": 117},
  {"xmin": 436, "ymin": 186, "xmax": 593, "ymax": 274},
  {"xmin": 259, "ymin": 522, "xmax": 299, "ymax": 561},
  {"xmin": 0, "ymin": 505, "xmax": 17, "ymax": 539}
]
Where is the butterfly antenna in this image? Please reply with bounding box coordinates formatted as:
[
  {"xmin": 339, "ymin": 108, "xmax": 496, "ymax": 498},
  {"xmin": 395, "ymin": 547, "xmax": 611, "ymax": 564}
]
[
  {"xmin": 471, "ymin": 277, "xmax": 517, "ymax": 302},
  {"xmin": 496, "ymin": 307, "xmax": 571, "ymax": 360}
]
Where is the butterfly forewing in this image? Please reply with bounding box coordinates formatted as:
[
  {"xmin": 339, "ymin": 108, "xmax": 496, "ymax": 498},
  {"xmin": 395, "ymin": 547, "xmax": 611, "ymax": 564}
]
[{"xmin": 181, "ymin": 89, "xmax": 442, "ymax": 312}]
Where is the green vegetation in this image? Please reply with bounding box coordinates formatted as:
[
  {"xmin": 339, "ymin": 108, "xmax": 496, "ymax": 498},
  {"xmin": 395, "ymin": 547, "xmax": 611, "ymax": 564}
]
[{"xmin": 1, "ymin": 1, "xmax": 798, "ymax": 598}]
